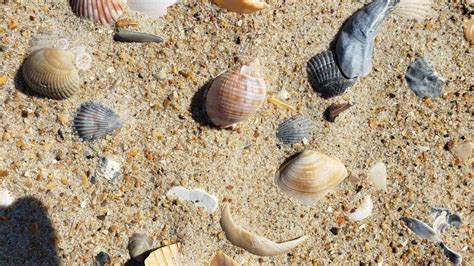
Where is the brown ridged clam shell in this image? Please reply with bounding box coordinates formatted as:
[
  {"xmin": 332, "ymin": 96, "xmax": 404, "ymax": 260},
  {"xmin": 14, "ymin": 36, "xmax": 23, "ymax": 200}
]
[
  {"xmin": 22, "ymin": 48, "xmax": 81, "ymax": 99},
  {"xmin": 205, "ymin": 59, "xmax": 267, "ymax": 128}
]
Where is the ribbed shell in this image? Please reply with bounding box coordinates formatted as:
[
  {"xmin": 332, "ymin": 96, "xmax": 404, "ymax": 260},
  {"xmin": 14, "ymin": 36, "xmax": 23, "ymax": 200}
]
[
  {"xmin": 205, "ymin": 59, "xmax": 267, "ymax": 128},
  {"xmin": 128, "ymin": 233, "xmax": 153, "ymax": 262},
  {"xmin": 210, "ymin": 251, "xmax": 238, "ymax": 266},
  {"xmin": 144, "ymin": 243, "xmax": 181, "ymax": 266},
  {"xmin": 69, "ymin": 0, "xmax": 125, "ymax": 25},
  {"xmin": 275, "ymin": 150, "xmax": 348, "ymax": 205},
  {"xmin": 307, "ymin": 50, "xmax": 356, "ymax": 98},
  {"xmin": 73, "ymin": 102, "xmax": 122, "ymax": 141},
  {"xmin": 276, "ymin": 116, "xmax": 313, "ymax": 144},
  {"xmin": 22, "ymin": 48, "xmax": 81, "ymax": 99}
]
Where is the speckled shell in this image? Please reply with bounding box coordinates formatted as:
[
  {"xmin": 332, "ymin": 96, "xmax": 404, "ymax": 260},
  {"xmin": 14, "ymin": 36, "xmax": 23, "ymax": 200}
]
[
  {"xmin": 128, "ymin": 233, "xmax": 153, "ymax": 262},
  {"xmin": 213, "ymin": 0, "xmax": 269, "ymax": 13},
  {"xmin": 307, "ymin": 50, "xmax": 357, "ymax": 98},
  {"xmin": 69, "ymin": 0, "xmax": 125, "ymax": 25},
  {"xmin": 464, "ymin": 17, "xmax": 474, "ymax": 44},
  {"xmin": 205, "ymin": 59, "xmax": 267, "ymax": 128},
  {"xmin": 73, "ymin": 102, "xmax": 122, "ymax": 141},
  {"xmin": 22, "ymin": 48, "xmax": 80, "ymax": 99},
  {"xmin": 275, "ymin": 150, "xmax": 348, "ymax": 205},
  {"xmin": 144, "ymin": 243, "xmax": 181, "ymax": 266},
  {"xmin": 276, "ymin": 116, "xmax": 314, "ymax": 144}
]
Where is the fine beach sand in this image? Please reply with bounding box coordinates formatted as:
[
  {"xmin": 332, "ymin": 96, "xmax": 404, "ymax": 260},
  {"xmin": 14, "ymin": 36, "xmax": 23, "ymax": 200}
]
[{"xmin": 0, "ymin": 0, "xmax": 472, "ymax": 264}]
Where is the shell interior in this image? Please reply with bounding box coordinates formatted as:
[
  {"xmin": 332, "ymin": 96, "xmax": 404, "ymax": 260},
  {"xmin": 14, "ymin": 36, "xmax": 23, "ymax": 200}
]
[
  {"xmin": 276, "ymin": 116, "xmax": 314, "ymax": 144},
  {"xmin": 73, "ymin": 102, "xmax": 122, "ymax": 141}
]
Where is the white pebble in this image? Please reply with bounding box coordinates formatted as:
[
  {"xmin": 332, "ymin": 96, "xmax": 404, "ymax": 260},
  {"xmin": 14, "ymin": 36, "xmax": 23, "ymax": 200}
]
[{"xmin": 0, "ymin": 189, "xmax": 14, "ymax": 207}]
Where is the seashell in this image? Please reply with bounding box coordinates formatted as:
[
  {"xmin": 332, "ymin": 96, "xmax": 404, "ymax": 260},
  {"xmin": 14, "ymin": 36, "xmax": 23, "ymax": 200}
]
[
  {"xmin": 127, "ymin": 0, "xmax": 177, "ymax": 18},
  {"xmin": 69, "ymin": 0, "xmax": 125, "ymax": 25},
  {"xmin": 95, "ymin": 157, "xmax": 121, "ymax": 181},
  {"xmin": 275, "ymin": 150, "xmax": 348, "ymax": 205},
  {"xmin": 166, "ymin": 186, "xmax": 218, "ymax": 214},
  {"xmin": 400, "ymin": 216, "xmax": 439, "ymax": 242},
  {"xmin": 465, "ymin": 17, "xmax": 474, "ymax": 44},
  {"xmin": 205, "ymin": 59, "xmax": 267, "ymax": 128},
  {"xmin": 22, "ymin": 48, "xmax": 81, "ymax": 99},
  {"xmin": 95, "ymin": 251, "xmax": 111, "ymax": 266},
  {"xmin": 431, "ymin": 207, "xmax": 462, "ymax": 229},
  {"xmin": 450, "ymin": 141, "xmax": 473, "ymax": 162},
  {"xmin": 367, "ymin": 162, "xmax": 387, "ymax": 191},
  {"xmin": 324, "ymin": 102, "xmax": 352, "ymax": 122},
  {"xmin": 336, "ymin": 0, "xmax": 398, "ymax": 78},
  {"xmin": 439, "ymin": 242, "xmax": 462, "ymax": 265},
  {"xmin": 213, "ymin": 0, "xmax": 269, "ymax": 14},
  {"xmin": 432, "ymin": 211, "xmax": 450, "ymax": 236},
  {"xmin": 0, "ymin": 189, "xmax": 13, "ymax": 207},
  {"xmin": 347, "ymin": 195, "xmax": 373, "ymax": 221},
  {"xmin": 276, "ymin": 116, "xmax": 314, "ymax": 144},
  {"xmin": 392, "ymin": 0, "xmax": 436, "ymax": 21},
  {"xmin": 73, "ymin": 102, "xmax": 122, "ymax": 141},
  {"xmin": 209, "ymin": 251, "xmax": 238, "ymax": 266},
  {"xmin": 114, "ymin": 30, "xmax": 164, "ymax": 43},
  {"xmin": 144, "ymin": 243, "xmax": 181, "ymax": 266},
  {"xmin": 128, "ymin": 233, "xmax": 153, "ymax": 262},
  {"xmin": 405, "ymin": 57, "xmax": 446, "ymax": 98},
  {"xmin": 306, "ymin": 50, "xmax": 357, "ymax": 98},
  {"xmin": 219, "ymin": 204, "xmax": 307, "ymax": 256}
]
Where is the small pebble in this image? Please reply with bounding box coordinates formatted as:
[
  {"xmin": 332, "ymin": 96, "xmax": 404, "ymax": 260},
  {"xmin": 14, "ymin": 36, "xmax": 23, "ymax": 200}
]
[{"xmin": 94, "ymin": 251, "xmax": 111, "ymax": 266}]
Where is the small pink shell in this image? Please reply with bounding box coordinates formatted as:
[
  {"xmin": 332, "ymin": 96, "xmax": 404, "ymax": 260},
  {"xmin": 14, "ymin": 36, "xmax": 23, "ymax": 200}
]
[{"xmin": 69, "ymin": 0, "xmax": 125, "ymax": 25}]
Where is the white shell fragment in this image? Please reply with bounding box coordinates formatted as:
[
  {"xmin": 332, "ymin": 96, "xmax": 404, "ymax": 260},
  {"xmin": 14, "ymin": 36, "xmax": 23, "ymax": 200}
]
[
  {"xmin": 95, "ymin": 157, "xmax": 121, "ymax": 181},
  {"xmin": 367, "ymin": 162, "xmax": 387, "ymax": 191},
  {"xmin": 451, "ymin": 141, "xmax": 473, "ymax": 162},
  {"xmin": 219, "ymin": 204, "xmax": 307, "ymax": 256},
  {"xmin": 0, "ymin": 189, "xmax": 14, "ymax": 207},
  {"xmin": 392, "ymin": 0, "xmax": 436, "ymax": 21},
  {"xmin": 127, "ymin": 0, "xmax": 177, "ymax": 18},
  {"xmin": 348, "ymin": 195, "xmax": 373, "ymax": 221},
  {"xmin": 166, "ymin": 186, "xmax": 218, "ymax": 214}
]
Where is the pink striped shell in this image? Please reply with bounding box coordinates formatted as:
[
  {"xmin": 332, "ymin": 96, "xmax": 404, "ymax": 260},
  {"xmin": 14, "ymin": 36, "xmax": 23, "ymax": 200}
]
[
  {"xmin": 69, "ymin": 0, "xmax": 125, "ymax": 25},
  {"xmin": 205, "ymin": 59, "xmax": 267, "ymax": 128}
]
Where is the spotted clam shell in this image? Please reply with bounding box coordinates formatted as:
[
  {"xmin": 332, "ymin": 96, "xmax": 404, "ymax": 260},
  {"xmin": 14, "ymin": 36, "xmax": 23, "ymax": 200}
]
[
  {"xmin": 22, "ymin": 48, "xmax": 81, "ymax": 99},
  {"xmin": 307, "ymin": 50, "xmax": 357, "ymax": 98},
  {"xmin": 276, "ymin": 116, "xmax": 314, "ymax": 144},
  {"xmin": 73, "ymin": 102, "xmax": 122, "ymax": 141},
  {"xmin": 69, "ymin": 0, "xmax": 125, "ymax": 25}
]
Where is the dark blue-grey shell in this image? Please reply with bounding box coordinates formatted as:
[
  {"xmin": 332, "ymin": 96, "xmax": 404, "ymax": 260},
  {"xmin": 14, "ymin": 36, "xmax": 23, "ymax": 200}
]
[
  {"xmin": 405, "ymin": 57, "xmax": 446, "ymax": 98},
  {"xmin": 73, "ymin": 102, "xmax": 121, "ymax": 141},
  {"xmin": 335, "ymin": 0, "xmax": 398, "ymax": 78},
  {"xmin": 307, "ymin": 50, "xmax": 357, "ymax": 98},
  {"xmin": 114, "ymin": 31, "xmax": 164, "ymax": 43},
  {"xmin": 276, "ymin": 116, "xmax": 314, "ymax": 144}
]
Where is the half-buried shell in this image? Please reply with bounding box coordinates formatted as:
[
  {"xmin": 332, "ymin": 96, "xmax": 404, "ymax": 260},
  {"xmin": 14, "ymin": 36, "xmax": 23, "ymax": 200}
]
[
  {"xmin": 128, "ymin": 233, "xmax": 153, "ymax": 262},
  {"xmin": 144, "ymin": 243, "xmax": 181, "ymax": 266},
  {"xmin": 73, "ymin": 102, "xmax": 122, "ymax": 141},
  {"xmin": 276, "ymin": 116, "xmax": 314, "ymax": 144},
  {"xmin": 22, "ymin": 48, "xmax": 81, "ymax": 99},
  {"xmin": 69, "ymin": 0, "xmax": 125, "ymax": 25},
  {"xmin": 213, "ymin": 0, "xmax": 269, "ymax": 13}
]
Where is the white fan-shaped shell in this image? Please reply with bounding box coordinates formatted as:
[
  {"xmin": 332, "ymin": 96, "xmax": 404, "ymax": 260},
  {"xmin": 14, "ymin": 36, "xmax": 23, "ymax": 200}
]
[
  {"xmin": 127, "ymin": 0, "xmax": 177, "ymax": 18},
  {"xmin": 393, "ymin": 0, "xmax": 436, "ymax": 21},
  {"xmin": 69, "ymin": 0, "xmax": 126, "ymax": 24}
]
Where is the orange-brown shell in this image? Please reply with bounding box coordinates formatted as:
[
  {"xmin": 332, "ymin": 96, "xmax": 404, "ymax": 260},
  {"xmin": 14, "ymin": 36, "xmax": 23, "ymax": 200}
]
[{"xmin": 205, "ymin": 59, "xmax": 267, "ymax": 128}]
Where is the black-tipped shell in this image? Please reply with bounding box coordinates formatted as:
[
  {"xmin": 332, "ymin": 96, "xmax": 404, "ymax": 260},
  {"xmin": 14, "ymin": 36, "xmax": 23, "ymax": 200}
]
[
  {"xmin": 307, "ymin": 50, "xmax": 357, "ymax": 98},
  {"xmin": 73, "ymin": 102, "xmax": 121, "ymax": 141},
  {"xmin": 276, "ymin": 116, "xmax": 314, "ymax": 144}
]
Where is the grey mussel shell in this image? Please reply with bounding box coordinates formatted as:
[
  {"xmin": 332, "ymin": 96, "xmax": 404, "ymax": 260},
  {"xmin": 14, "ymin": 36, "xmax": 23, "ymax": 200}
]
[
  {"xmin": 127, "ymin": 233, "xmax": 153, "ymax": 262},
  {"xmin": 73, "ymin": 102, "xmax": 122, "ymax": 141},
  {"xmin": 336, "ymin": 0, "xmax": 398, "ymax": 78},
  {"xmin": 276, "ymin": 116, "xmax": 314, "ymax": 144},
  {"xmin": 307, "ymin": 50, "xmax": 357, "ymax": 98},
  {"xmin": 405, "ymin": 57, "xmax": 446, "ymax": 98}
]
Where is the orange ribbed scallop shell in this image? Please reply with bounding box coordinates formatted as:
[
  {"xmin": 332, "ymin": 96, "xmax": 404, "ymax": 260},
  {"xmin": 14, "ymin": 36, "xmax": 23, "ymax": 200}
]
[
  {"xmin": 69, "ymin": 0, "xmax": 125, "ymax": 25},
  {"xmin": 205, "ymin": 59, "xmax": 267, "ymax": 128}
]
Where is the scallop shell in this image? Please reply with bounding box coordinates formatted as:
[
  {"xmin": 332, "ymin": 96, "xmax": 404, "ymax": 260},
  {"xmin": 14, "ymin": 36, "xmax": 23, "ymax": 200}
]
[
  {"xmin": 213, "ymin": 0, "xmax": 269, "ymax": 13},
  {"xmin": 392, "ymin": 0, "xmax": 436, "ymax": 21},
  {"xmin": 275, "ymin": 150, "xmax": 348, "ymax": 205},
  {"xmin": 127, "ymin": 0, "xmax": 177, "ymax": 18},
  {"xmin": 209, "ymin": 251, "xmax": 238, "ymax": 266},
  {"xmin": 128, "ymin": 233, "xmax": 153, "ymax": 262},
  {"xmin": 73, "ymin": 102, "xmax": 122, "ymax": 141},
  {"xmin": 22, "ymin": 48, "xmax": 81, "ymax": 99},
  {"xmin": 69, "ymin": 0, "xmax": 125, "ymax": 25},
  {"xmin": 307, "ymin": 50, "xmax": 357, "ymax": 98},
  {"xmin": 144, "ymin": 243, "xmax": 181, "ymax": 266},
  {"xmin": 205, "ymin": 59, "xmax": 267, "ymax": 128},
  {"xmin": 276, "ymin": 116, "xmax": 314, "ymax": 144},
  {"xmin": 465, "ymin": 17, "xmax": 474, "ymax": 44}
]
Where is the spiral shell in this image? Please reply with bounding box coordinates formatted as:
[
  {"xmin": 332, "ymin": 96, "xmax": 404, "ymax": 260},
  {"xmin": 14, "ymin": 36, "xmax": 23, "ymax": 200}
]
[
  {"xmin": 69, "ymin": 0, "xmax": 125, "ymax": 25},
  {"xmin": 128, "ymin": 233, "xmax": 153, "ymax": 262},
  {"xmin": 73, "ymin": 102, "xmax": 122, "ymax": 141},
  {"xmin": 22, "ymin": 48, "xmax": 81, "ymax": 99},
  {"xmin": 275, "ymin": 150, "xmax": 348, "ymax": 205},
  {"xmin": 205, "ymin": 59, "xmax": 267, "ymax": 128}
]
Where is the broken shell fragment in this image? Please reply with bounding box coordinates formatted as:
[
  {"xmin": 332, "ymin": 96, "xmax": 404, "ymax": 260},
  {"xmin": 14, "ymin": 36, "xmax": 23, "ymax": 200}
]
[
  {"xmin": 127, "ymin": 0, "xmax": 177, "ymax": 18},
  {"xmin": 276, "ymin": 116, "xmax": 314, "ymax": 144},
  {"xmin": 405, "ymin": 57, "xmax": 446, "ymax": 98},
  {"xmin": 73, "ymin": 102, "xmax": 122, "ymax": 141},
  {"xmin": 431, "ymin": 207, "xmax": 462, "ymax": 229},
  {"xmin": 465, "ymin": 17, "xmax": 474, "ymax": 44},
  {"xmin": 213, "ymin": 0, "xmax": 269, "ymax": 13},
  {"xmin": 114, "ymin": 31, "xmax": 164, "ymax": 43},
  {"xmin": 324, "ymin": 102, "xmax": 352, "ymax": 122},
  {"xmin": 439, "ymin": 242, "xmax": 462, "ymax": 265},
  {"xmin": 348, "ymin": 195, "xmax": 373, "ymax": 221},
  {"xmin": 144, "ymin": 243, "xmax": 181, "ymax": 266},
  {"xmin": 392, "ymin": 0, "xmax": 436, "ymax": 21},
  {"xmin": 0, "ymin": 189, "xmax": 13, "ymax": 207},
  {"xmin": 307, "ymin": 50, "xmax": 357, "ymax": 98},
  {"xmin": 69, "ymin": 0, "xmax": 126, "ymax": 25},
  {"xmin": 367, "ymin": 162, "xmax": 387, "ymax": 191},
  {"xmin": 128, "ymin": 233, "xmax": 153, "ymax": 262},
  {"xmin": 400, "ymin": 216, "xmax": 440, "ymax": 242},
  {"xmin": 166, "ymin": 186, "xmax": 218, "ymax": 214},
  {"xmin": 450, "ymin": 141, "xmax": 473, "ymax": 162},
  {"xmin": 275, "ymin": 150, "xmax": 348, "ymax": 205},
  {"xmin": 209, "ymin": 251, "xmax": 238, "ymax": 266},
  {"xmin": 205, "ymin": 59, "xmax": 267, "ymax": 128},
  {"xmin": 22, "ymin": 48, "xmax": 81, "ymax": 99},
  {"xmin": 95, "ymin": 157, "xmax": 121, "ymax": 181},
  {"xmin": 219, "ymin": 204, "xmax": 307, "ymax": 256}
]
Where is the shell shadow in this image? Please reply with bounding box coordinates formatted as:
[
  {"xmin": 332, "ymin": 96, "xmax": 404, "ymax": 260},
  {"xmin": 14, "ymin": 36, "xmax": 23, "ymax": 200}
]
[
  {"xmin": 189, "ymin": 79, "xmax": 213, "ymax": 128},
  {"xmin": 0, "ymin": 196, "xmax": 59, "ymax": 265}
]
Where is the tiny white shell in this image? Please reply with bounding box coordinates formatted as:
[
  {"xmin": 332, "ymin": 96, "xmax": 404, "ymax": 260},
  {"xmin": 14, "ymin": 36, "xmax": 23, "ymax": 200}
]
[
  {"xmin": 95, "ymin": 157, "xmax": 121, "ymax": 181},
  {"xmin": 0, "ymin": 189, "xmax": 13, "ymax": 207},
  {"xmin": 348, "ymin": 195, "xmax": 373, "ymax": 221},
  {"xmin": 367, "ymin": 162, "xmax": 387, "ymax": 191},
  {"xmin": 166, "ymin": 186, "xmax": 218, "ymax": 214}
]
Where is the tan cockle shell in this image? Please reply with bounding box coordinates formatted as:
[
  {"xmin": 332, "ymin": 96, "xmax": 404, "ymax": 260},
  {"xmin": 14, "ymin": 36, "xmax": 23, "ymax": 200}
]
[
  {"xmin": 144, "ymin": 242, "xmax": 181, "ymax": 266},
  {"xmin": 22, "ymin": 48, "xmax": 81, "ymax": 99},
  {"xmin": 275, "ymin": 150, "xmax": 348, "ymax": 205},
  {"xmin": 213, "ymin": 0, "xmax": 269, "ymax": 14},
  {"xmin": 69, "ymin": 0, "xmax": 125, "ymax": 25},
  {"xmin": 205, "ymin": 59, "xmax": 267, "ymax": 128}
]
